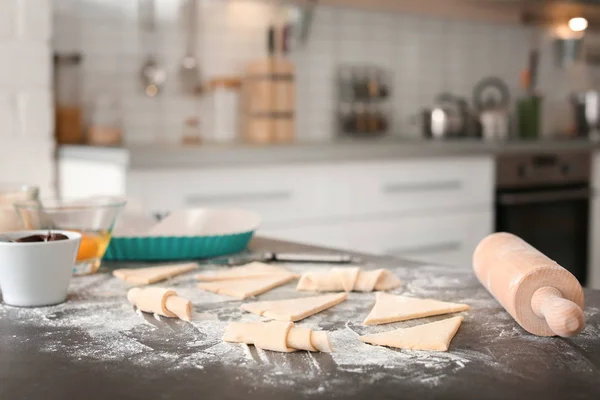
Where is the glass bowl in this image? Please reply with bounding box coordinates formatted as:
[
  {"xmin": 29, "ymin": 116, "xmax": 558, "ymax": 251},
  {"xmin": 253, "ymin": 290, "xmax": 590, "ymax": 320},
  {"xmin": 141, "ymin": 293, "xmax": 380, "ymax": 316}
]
[
  {"xmin": 0, "ymin": 184, "xmax": 39, "ymax": 232},
  {"xmin": 14, "ymin": 197, "xmax": 126, "ymax": 275}
]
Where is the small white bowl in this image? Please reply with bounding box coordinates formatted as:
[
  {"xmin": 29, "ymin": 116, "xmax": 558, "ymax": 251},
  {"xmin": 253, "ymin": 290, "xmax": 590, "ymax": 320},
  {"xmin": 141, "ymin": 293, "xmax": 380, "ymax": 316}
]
[{"xmin": 0, "ymin": 230, "xmax": 81, "ymax": 307}]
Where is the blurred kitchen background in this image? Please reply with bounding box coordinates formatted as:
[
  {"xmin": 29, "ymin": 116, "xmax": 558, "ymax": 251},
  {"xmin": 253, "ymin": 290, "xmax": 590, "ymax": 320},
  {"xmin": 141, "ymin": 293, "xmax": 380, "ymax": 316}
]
[
  {"xmin": 50, "ymin": 0, "xmax": 600, "ymax": 144},
  {"xmin": 4, "ymin": 0, "xmax": 600, "ymax": 287}
]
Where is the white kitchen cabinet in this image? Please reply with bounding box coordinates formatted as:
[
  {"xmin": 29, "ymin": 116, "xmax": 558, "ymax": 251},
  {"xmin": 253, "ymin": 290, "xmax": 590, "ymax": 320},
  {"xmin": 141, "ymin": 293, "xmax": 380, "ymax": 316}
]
[
  {"xmin": 57, "ymin": 147, "xmax": 129, "ymax": 199},
  {"xmin": 58, "ymin": 158, "xmax": 127, "ymax": 198},
  {"xmin": 262, "ymin": 208, "xmax": 492, "ymax": 268},
  {"xmin": 58, "ymin": 148, "xmax": 495, "ymax": 268},
  {"xmin": 127, "ymin": 156, "xmax": 494, "ymax": 227},
  {"xmin": 126, "ymin": 156, "xmax": 494, "ymax": 268}
]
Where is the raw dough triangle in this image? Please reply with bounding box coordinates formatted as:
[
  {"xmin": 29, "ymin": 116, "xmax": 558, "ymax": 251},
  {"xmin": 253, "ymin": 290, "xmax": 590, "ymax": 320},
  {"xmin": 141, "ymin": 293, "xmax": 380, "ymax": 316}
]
[
  {"xmin": 195, "ymin": 262, "xmax": 299, "ymax": 281},
  {"xmin": 364, "ymin": 292, "xmax": 470, "ymax": 325},
  {"xmin": 198, "ymin": 274, "xmax": 297, "ymax": 299},
  {"xmin": 113, "ymin": 263, "xmax": 198, "ymax": 285},
  {"xmin": 241, "ymin": 292, "xmax": 348, "ymax": 321},
  {"xmin": 360, "ymin": 316, "xmax": 464, "ymax": 351}
]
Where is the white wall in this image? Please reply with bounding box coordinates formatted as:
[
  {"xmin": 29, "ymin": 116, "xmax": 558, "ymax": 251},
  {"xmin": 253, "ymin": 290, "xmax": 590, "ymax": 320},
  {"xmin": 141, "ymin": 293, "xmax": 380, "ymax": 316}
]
[
  {"xmin": 52, "ymin": 0, "xmax": 600, "ymax": 145},
  {"xmin": 0, "ymin": 0, "xmax": 54, "ymax": 195}
]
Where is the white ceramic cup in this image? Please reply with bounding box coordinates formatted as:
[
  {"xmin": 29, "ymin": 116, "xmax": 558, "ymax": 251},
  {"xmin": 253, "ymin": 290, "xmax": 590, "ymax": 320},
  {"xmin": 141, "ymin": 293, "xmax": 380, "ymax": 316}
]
[{"xmin": 0, "ymin": 230, "xmax": 81, "ymax": 307}]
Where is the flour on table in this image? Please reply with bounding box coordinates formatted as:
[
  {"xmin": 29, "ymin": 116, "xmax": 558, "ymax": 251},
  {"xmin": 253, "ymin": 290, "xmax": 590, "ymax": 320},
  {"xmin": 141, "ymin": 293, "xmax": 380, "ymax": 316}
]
[{"xmin": 1, "ymin": 262, "xmax": 596, "ymax": 394}]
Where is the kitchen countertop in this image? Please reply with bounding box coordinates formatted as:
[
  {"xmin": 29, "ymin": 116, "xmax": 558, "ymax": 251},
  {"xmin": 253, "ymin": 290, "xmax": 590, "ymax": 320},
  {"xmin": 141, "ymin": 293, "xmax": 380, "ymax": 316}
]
[
  {"xmin": 1, "ymin": 237, "xmax": 599, "ymax": 400},
  {"xmin": 58, "ymin": 137, "xmax": 599, "ymax": 169}
]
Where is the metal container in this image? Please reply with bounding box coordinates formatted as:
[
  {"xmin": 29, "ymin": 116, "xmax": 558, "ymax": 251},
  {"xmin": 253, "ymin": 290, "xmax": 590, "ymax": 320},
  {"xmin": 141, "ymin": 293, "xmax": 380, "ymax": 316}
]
[
  {"xmin": 422, "ymin": 93, "xmax": 470, "ymax": 138},
  {"xmin": 555, "ymin": 38, "xmax": 583, "ymax": 67},
  {"xmin": 337, "ymin": 64, "xmax": 392, "ymax": 137},
  {"xmin": 473, "ymin": 77, "xmax": 510, "ymax": 140},
  {"xmin": 571, "ymin": 91, "xmax": 600, "ymax": 138}
]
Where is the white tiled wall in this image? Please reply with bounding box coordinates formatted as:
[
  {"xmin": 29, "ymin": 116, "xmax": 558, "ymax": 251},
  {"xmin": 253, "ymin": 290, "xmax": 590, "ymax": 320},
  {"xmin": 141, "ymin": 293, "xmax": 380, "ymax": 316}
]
[
  {"xmin": 0, "ymin": 0, "xmax": 54, "ymax": 194},
  {"xmin": 52, "ymin": 0, "xmax": 600, "ymax": 144}
]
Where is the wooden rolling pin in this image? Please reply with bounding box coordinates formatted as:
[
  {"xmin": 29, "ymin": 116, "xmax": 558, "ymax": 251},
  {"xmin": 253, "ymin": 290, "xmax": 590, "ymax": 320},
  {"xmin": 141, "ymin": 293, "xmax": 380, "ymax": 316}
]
[{"xmin": 473, "ymin": 232, "xmax": 584, "ymax": 337}]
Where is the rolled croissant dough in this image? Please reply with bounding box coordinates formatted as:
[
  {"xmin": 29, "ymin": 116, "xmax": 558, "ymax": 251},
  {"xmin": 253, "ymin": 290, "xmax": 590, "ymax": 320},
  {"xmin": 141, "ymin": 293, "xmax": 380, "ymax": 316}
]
[
  {"xmin": 360, "ymin": 316, "xmax": 464, "ymax": 351},
  {"xmin": 364, "ymin": 292, "xmax": 470, "ymax": 325},
  {"xmin": 113, "ymin": 263, "xmax": 198, "ymax": 285},
  {"xmin": 198, "ymin": 274, "xmax": 297, "ymax": 299},
  {"xmin": 127, "ymin": 287, "xmax": 192, "ymax": 321},
  {"xmin": 195, "ymin": 262, "xmax": 299, "ymax": 281},
  {"xmin": 296, "ymin": 268, "xmax": 402, "ymax": 293},
  {"xmin": 241, "ymin": 292, "xmax": 348, "ymax": 321},
  {"xmin": 334, "ymin": 267, "xmax": 360, "ymax": 292},
  {"xmin": 223, "ymin": 320, "xmax": 332, "ymax": 352}
]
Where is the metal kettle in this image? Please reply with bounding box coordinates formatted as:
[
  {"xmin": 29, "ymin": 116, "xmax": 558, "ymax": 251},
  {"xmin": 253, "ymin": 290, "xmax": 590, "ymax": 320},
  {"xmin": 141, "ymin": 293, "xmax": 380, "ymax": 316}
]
[
  {"xmin": 473, "ymin": 77, "xmax": 510, "ymax": 140},
  {"xmin": 423, "ymin": 93, "xmax": 469, "ymax": 138}
]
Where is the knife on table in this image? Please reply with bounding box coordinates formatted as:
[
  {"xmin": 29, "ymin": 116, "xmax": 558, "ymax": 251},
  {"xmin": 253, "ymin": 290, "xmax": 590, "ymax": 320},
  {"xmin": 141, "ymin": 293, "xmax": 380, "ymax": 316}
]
[{"xmin": 212, "ymin": 252, "xmax": 361, "ymax": 266}]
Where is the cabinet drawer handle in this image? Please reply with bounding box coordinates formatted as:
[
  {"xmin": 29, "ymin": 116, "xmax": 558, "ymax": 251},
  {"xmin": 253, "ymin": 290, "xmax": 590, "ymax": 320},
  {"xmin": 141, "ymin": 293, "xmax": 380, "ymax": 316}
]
[
  {"xmin": 186, "ymin": 190, "xmax": 292, "ymax": 205},
  {"xmin": 498, "ymin": 188, "xmax": 591, "ymax": 205},
  {"xmin": 385, "ymin": 241, "xmax": 461, "ymax": 256},
  {"xmin": 382, "ymin": 181, "xmax": 462, "ymax": 194}
]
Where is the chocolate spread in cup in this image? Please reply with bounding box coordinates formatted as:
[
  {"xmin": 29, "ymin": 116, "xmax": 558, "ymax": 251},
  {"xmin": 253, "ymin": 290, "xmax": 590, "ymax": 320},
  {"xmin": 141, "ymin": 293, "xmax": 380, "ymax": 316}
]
[{"xmin": 13, "ymin": 232, "xmax": 69, "ymax": 243}]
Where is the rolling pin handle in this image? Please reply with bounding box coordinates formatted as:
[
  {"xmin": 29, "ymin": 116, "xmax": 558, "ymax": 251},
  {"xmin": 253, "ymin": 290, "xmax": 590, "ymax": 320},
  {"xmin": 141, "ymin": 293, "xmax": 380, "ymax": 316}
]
[{"xmin": 531, "ymin": 286, "xmax": 585, "ymax": 337}]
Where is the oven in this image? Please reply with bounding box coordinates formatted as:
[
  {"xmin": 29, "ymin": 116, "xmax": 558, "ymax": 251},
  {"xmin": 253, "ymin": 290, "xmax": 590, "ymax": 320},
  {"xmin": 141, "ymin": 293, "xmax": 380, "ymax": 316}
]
[{"xmin": 495, "ymin": 151, "xmax": 591, "ymax": 285}]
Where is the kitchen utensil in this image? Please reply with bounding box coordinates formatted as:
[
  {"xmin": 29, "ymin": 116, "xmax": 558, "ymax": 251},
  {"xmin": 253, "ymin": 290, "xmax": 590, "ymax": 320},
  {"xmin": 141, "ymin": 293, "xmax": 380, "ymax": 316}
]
[
  {"xmin": 104, "ymin": 208, "xmax": 260, "ymax": 261},
  {"xmin": 243, "ymin": 25, "xmax": 295, "ymax": 144},
  {"xmin": 473, "ymin": 77, "xmax": 510, "ymax": 111},
  {"xmin": 268, "ymin": 24, "xmax": 276, "ymax": 55},
  {"xmin": 423, "ymin": 93, "xmax": 468, "ymax": 138},
  {"xmin": 555, "ymin": 38, "xmax": 583, "ymax": 67},
  {"xmin": 282, "ymin": 23, "xmax": 291, "ymax": 55},
  {"xmin": 208, "ymin": 77, "xmax": 241, "ymax": 143},
  {"xmin": 15, "ymin": 197, "xmax": 126, "ymax": 275},
  {"xmin": 517, "ymin": 94, "xmax": 542, "ymax": 139},
  {"xmin": 87, "ymin": 94, "xmax": 122, "ymax": 146},
  {"xmin": 473, "ymin": 232, "xmax": 585, "ymax": 337},
  {"xmin": 297, "ymin": 0, "xmax": 317, "ymax": 46},
  {"xmin": 179, "ymin": 0, "xmax": 201, "ymax": 94},
  {"xmin": 219, "ymin": 252, "xmax": 360, "ymax": 266},
  {"xmin": 528, "ymin": 49, "xmax": 539, "ymax": 91},
  {"xmin": 472, "ymin": 78, "xmax": 510, "ymax": 140},
  {"xmin": 0, "ymin": 184, "xmax": 39, "ymax": 232},
  {"xmin": 337, "ymin": 65, "xmax": 392, "ymax": 137},
  {"xmin": 148, "ymin": 208, "xmax": 259, "ymax": 236},
  {"xmin": 139, "ymin": 0, "xmax": 165, "ymax": 97},
  {"xmin": 571, "ymin": 91, "xmax": 600, "ymax": 139},
  {"xmin": 479, "ymin": 109, "xmax": 509, "ymax": 140},
  {"xmin": 517, "ymin": 47, "xmax": 542, "ymax": 139},
  {"xmin": 0, "ymin": 230, "xmax": 81, "ymax": 307}
]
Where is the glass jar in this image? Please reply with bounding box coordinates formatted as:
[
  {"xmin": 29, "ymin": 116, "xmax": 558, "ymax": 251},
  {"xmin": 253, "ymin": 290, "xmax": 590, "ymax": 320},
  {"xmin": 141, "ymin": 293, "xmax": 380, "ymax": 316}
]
[
  {"xmin": 87, "ymin": 95, "xmax": 122, "ymax": 146},
  {"xmin": 0, "ymin": 184, "xmax": 39, "ymax": 232},
  {"xmin": 54, "ymin": 53, "xmax": 83, "ymax": 144},
  {"xmin": 209, "ymin": 77, "xmax": 241, "ymax": 143}
]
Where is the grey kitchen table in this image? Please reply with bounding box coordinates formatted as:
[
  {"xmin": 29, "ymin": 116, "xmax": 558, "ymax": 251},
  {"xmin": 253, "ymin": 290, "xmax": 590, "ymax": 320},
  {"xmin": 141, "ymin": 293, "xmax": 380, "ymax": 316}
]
[{"xmin": 1, "ymin": 237, "xmax": 599, "ymax": 400}]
